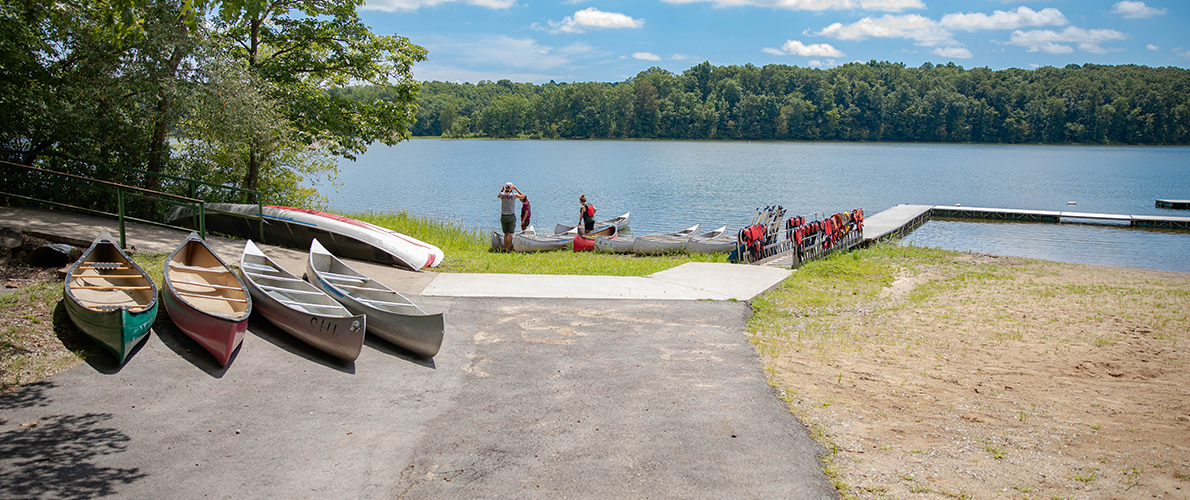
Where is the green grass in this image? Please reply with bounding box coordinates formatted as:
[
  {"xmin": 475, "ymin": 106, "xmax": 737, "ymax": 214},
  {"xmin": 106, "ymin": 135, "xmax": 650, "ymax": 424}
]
[{"xmin": 344, "ymin": 210, "xmax": 728, "ymax": 276}]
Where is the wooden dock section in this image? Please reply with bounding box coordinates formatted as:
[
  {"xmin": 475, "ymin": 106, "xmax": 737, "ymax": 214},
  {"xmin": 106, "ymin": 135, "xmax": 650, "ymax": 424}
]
[{"xmin": 861, "ymin": 204, "xmax": 934, "ymax": 243}]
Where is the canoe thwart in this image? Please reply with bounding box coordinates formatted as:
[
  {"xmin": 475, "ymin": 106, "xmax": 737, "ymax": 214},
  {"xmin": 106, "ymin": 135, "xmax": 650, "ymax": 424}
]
[
  {"xmin": 170, "ymin": 280, "xmax": 245, "ymax": 291},
  {"xmin": 70, "ymin": 285, "xmax": 153, "ymax": 291},
  {"xmin": 71, "ymin": 274, "xmax": 143, "ymax": 279},
  {"xmin": 317, "ymin": 271, "xmax": 366, "ymax": 283},
  {"xmin": 244, "ymin": 271, "xmax": 303, "ymax": 282},
  {"xmin": 240, "ymin": 262, "xmax": 281, "ymax": 273},
  {"xmin": 175, "ymin": 290, "xmax": 249, "ymax": 303},
  {"xmin": 276, "ymin": 298, "xmax": 347, "ymax": 310},
  {"xmin": 255, "ymin": 283, "xmax": 326, "ymax": 295},
  {"xmin": 168, "ymin": 261, "xmax": 230, "ymax": 274},
  {"xmin": 78, "ymin": 262, "xmax": 129, "ymax": 270}
]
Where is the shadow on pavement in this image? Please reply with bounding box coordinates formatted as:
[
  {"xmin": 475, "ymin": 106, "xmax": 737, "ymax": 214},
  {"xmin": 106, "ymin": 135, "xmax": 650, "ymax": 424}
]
[
  {"xmin": 0, "ymin": 380, "xmax": 55, "ymax": 412},
  {"xmin": 153, "ymin": 311, "xmax": 232, "ymax": 378},
  {"xmin": 364, "ymin": 334, "xmax": 436, "ymax": 369},
  {"xmin": 51, "ymin": 301, "xmax": 125, "ymax": 373},
  {"xmin": 247, "ymin": 315, "xmax": 356, "ymax": 374},
  {"xmin": 0, "ymin": 413, "xmax": 147, "ymax": 499}
]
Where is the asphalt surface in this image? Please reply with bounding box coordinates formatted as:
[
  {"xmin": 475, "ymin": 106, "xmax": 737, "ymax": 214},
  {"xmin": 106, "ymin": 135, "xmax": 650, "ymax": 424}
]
[
  {"xmin": 1, "ymin": 205, "xmax": 834, "ymax": 498},
  {"xmin": 1, "ymin": 297, "xmax": 833, "ymax": 499}
]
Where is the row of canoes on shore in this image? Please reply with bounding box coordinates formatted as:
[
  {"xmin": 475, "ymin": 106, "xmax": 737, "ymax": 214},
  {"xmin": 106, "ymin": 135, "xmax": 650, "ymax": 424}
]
[
  {"xmin": 63, "ymin": 229, "xmax": 444, "ymax": 367},
  {"xmin": 490, "ymin": 212, "xmax": 738, "ymax": 255}
]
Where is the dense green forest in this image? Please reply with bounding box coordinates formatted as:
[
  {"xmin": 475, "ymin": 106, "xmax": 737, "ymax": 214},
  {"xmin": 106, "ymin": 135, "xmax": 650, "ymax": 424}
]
[{"xmin": 343, "ymin": 61, "xmax": 1190, "ymax": 145}]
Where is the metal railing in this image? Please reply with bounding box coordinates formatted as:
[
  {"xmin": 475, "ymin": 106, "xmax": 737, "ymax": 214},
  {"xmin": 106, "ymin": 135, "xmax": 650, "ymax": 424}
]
[{"xmin": 0, "ymin": 160, "xmax": 211, "ymax": 249}]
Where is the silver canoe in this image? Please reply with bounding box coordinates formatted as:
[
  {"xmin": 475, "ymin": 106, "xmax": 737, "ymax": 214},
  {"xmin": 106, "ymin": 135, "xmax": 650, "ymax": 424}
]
[
  {"xmin": 554, "ymin": 212, "xmax": 631, "ymax": 235},
  {"xmin": 632, "ymin": 224, "xmax": 700, "ymax": 255},
  {"xmin": 685, "ymin": 226, "xmax": 736, "ymax": 254},
  {"xmin": 513, "ymin": 227, "xmax": 572, "ymax": 252},
  {"xmin": 306, "ymin": 239, "xmax": 445, "ymax": 358},
  {"xmin": 491, "ymin": 225, "xmax": 535, "ymax": 251},
  {"xmin": 239, "ymin": 240, "xmax": 365, "ymax": 362},
  {"xmin": 593, "ymin": 235, "xmax": 634, "ymax": 253}
]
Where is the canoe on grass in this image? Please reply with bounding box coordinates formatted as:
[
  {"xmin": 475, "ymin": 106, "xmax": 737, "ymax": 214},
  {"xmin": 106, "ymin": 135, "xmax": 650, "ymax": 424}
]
[
  {"xmin": 632, "ymin": 224, "xmax": 700, "ymax": 255},
  {"xmin": 62, "ymin": 229, "xmax": 158, "ymax": 365},
  {"xmin": 686, "ymin": 226, "xmax": 736, "ymax": 254},
  {"xmin": 573, "ymin": 225, "xmax": 617, "ymax": 252},
  {"xmin": 306, "ymin": 239, "xmax": 445, "ymax": 358},
  {"xmin": 554, "ymin": 212, "xmax": 631, "ymax": 235},
  {"xmin": 513, "ymin": 226, "xmax": 572, "ymax": 252},
  {"xmin": 163, "ymin": 232, "xmax": 252, "ymax": 367},
  {"xmin": 239, "ymin": 240, "xmax": 365, "ymax": 362},
  {"xmin": 593, "ymin": 234, "xmax": 634, "ymax": 253},
  {"xmin": 491, "ymin": 225, "xmax": 536, "ymax": 251}
]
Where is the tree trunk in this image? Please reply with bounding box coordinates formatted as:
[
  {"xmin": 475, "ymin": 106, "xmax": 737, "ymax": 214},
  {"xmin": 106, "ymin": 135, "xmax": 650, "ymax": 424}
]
[{"xmin": 142, "ymin": 45, "xmax": 186, "ymax": 219}]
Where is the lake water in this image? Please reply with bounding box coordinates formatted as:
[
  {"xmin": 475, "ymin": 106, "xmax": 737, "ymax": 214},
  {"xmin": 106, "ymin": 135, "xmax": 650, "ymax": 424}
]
[{"xmin": 331, "ymin": 140, "xmax": 1190, "ymax": 273}]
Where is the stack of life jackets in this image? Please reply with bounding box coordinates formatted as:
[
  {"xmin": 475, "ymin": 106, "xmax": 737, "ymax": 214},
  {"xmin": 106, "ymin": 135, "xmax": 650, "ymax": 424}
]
[{"xmin": 737, "ymin": 224, "xmax": 768, "ymax": 261}]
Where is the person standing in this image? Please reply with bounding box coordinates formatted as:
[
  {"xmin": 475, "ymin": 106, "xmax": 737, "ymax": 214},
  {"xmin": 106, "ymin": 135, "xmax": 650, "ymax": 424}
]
[
  {"xmin": 520, "ymin": 195, "xmax": 532, "ymax": 232},
  {"xmin": 578, "ymin": 194, "xmax": 595, "ymax": 235},
  {"xmin": 498, "ymin": 182, "xmax": 525, "ymax": 251}
]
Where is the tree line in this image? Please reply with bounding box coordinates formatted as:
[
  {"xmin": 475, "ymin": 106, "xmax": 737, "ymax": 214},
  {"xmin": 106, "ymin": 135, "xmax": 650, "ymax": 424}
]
[
  {"xmin": 351, "ymin": 61, "xmax": 1190, "ymax": 145},
  {"xmin": 1, "ymin": 0, "xmax": 424, "ymax": 212}
]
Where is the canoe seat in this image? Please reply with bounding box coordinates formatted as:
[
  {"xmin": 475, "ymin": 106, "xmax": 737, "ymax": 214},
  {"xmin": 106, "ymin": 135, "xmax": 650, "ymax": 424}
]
[
  {"xmin": 241, "ymin": 261, "xmax": 280, "ymax": 273},
  {"xmin": 326, "ymin": 283, "xmax": 380, "ymax": 292},
  {"xmin": 72, "ymin": 273, "xmax": 142, "ymax": 279},
  {"xmin": 79, "ymin": 262, "xmax": 127, "ymax": 270},
  {"xmin": 71, "ymin": 285, "xmax": 153, "ymax": 291},
  {"xmin": 176, "ymin": 290, "xmax": 249, "ymax": 303},
  {"xmin": 255, "ymin": 283, "xmax": 325, "ymax": 295},
  {"xmin": 245, "ymin": 271, "xmax": 303, "ymax": 282},
  {"xmin": 316, "ymin": 271, "xmax": 366, "ymax": 283},
  {"xmin": 168, "ymin": 261, "xmax": 226, "ymax": 274},
  {"xmin": 276, "ymin": 298, "xmax": 344, "ymax": 310},
  {"xmin": 171, "ymin": 280, "xmax": 244, "ymax": 291},
  {"xmin": 355, "ymin": 297, "xmax": 418, "ymax": 308}
]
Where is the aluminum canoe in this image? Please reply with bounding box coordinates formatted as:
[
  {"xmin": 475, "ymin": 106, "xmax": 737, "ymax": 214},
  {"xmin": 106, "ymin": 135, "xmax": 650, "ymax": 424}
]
[
  {"xmin": 491, "ymin": 225, "xmax": 536, "ymax": 251},
  {"xmin": 632, "ymin": 224, "xmax": 700, "ymax": 255},
  {"xmin": 513, "ymin": 226, "xmax": 572, "ymax": 252},
  {"xmin": 239, "ymin": 240, "xmax": 365, "ymax": 362},
  {"xmin": 685, "ymin": 226, "xmax": 737, "ymax": 254},
  {"xmin": 62, "ymin": 228, "xmax": 158, "ymax": 365},
  {"xmin": 554, "ymin": 212, "xmax": 631, "ymax": 235},
  {"xmin": 573, "ymin": 225, "xmax": 617, "ymax": 252},
  {"xmin": 306, "ymin": 239, "xmax": 445, "ymax": 358},
  {"xmin": 593, "ymin": 234, "xmax": 634, "ymax": 253},
  {"xmin": 166, "ymin": 203, "xmax": 443, "ymax": 270},
  {"xmin": 163, "ymin": 232, "xmax": 251, "ymax": 367}
]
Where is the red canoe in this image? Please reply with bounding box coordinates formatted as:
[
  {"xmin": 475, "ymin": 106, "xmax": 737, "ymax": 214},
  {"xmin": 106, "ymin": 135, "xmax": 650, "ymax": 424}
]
[
  {"xmin": 163, "ymin": 232, "xmax": 252, "ymax": 366},
  {"xmin": 573, "ymin": 226, "xmax": 617, "ymax": 252}
]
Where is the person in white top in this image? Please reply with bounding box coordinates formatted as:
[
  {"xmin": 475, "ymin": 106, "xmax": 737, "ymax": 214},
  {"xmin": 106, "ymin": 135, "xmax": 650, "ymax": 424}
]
[{"xmin": 497, "ymin": 182, "xmax": 525, "ymax": 252}]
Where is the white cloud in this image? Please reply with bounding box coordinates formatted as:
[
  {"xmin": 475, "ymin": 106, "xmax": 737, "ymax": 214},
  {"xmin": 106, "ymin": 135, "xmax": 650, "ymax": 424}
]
[
  {"xmin": 1147, "ymin": 44, "xmax": 1159, "ymax": 51},
  {"xmin": 764, "ymin": 39, "xmax": 846, "ymax": 57},
  {"xmin": 940, "ymin": 6, "xmax": 1067, "ymax": 31},
  {"xmin": 547, "ymin": 8, "xmax": 645, "ymax": 34},
  {"xmin": 671, "ymin": 54, "xmax": 689, "ymax": 60},
  {"xmin": 932, "ymin": 46, "xmax": 973, "ymax": 59},
  {"xmin": 659, "ymin": 0, "xmax": 923, "ymax": 13},
  {"xmin": 1009, "ymin": 26, "xmax": 1128, "ymax": 54},
  {"xmin": 807, "ymin": 60, "xmax": 823, "ymax": 66},
  {"xmin": 633, "ymin": 52, "xmax": 662, "ymax": 61},
  {"xmin": 1110, "ymin": 1, "xmax": 1167, "ymax": 19},
  {"xmin": 818, "ymin": 14, "xmax": 956, "ymax": 47},
  {"xmin": 361, "ymin": 0, "xmax": 514, "ymax": 12},
  {"xmin": 422, "ymin": 34, "xmax": 593, "ymax": 71}
]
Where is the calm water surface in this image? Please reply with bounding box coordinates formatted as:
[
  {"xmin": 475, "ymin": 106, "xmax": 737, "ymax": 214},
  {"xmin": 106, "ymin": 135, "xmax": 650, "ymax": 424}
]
[{"xmin": 332, "ymin": 140, "xmax": 1190, "ymax": 272}]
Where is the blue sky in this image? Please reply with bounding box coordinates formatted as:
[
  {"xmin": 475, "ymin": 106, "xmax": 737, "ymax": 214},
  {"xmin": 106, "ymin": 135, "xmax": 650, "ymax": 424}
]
[{"xmin": 357, "ymin": 0, "xmax": 1187, "ymax": 83}]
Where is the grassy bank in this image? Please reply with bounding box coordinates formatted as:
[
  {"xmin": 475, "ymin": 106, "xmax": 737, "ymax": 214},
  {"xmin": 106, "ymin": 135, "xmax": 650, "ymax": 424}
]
[
  {"xmin": 344, "ymin": 210, "xmax": 728, "ymax": 276},
  {"xmin": 749, "ymin": 244, "xmax": 1190, "ymax": 499}
]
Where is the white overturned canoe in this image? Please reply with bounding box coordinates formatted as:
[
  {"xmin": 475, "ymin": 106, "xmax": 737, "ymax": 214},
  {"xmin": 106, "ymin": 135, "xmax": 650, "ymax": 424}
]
[
  {"xmin": 167, "ymin": 203, "xmax": 443, "ymax": 270},
  {"xmin": 306, "ymin": 239, "xmax": 445, "ymax": 358},
  {"xmin": 240, "ymin": 240, "xmax": 365, "ymax": 362},
  {"xmin": 686, "ymin": 226, "xmax": 736, "ymax": 254},
  {"xmin": 632, "ymin": 224, "xmax": 700, "ymax": 255},
  {"xmin": 554, "ymin": 212, "xmax": 631, "ymax": 235}
]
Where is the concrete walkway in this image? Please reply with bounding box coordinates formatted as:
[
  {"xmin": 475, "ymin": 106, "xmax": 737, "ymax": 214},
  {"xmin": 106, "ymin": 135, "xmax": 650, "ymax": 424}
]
[{"xmin": 0, "ymin": 205, "xmax": 832, "ymax": 499}]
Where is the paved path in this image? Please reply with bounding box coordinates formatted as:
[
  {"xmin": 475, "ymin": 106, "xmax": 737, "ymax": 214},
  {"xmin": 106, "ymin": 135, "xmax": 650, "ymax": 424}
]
[{"xmin": 0, "ymin": 205, "xmax": 832, "ymax": 498}]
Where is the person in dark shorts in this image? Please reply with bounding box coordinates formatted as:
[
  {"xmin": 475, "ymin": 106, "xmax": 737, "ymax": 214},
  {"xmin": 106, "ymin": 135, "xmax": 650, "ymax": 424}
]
[
  {"xmin": 498, "ymin": 182, "xmax": 525, "ymax": 251},
  {"xmin": 578, "ymin": 194, "xmax": 595, "ymax": 235}
]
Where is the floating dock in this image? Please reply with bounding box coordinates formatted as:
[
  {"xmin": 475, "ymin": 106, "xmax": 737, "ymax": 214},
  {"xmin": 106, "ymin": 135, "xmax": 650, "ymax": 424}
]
[
  {"xmin": 861, "ymin": 204, "xmax": 1190, "ymax": 246},
  {"xmin": 1156, "ymin": 199, "xmax": 1190, "ymax": 210}
]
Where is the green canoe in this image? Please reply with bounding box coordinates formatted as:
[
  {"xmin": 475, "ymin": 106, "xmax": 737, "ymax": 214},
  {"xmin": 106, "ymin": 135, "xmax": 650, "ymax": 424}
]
[{"xmin": 62, "ymin": 229, "xmax": 158, "ymax": 365}]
